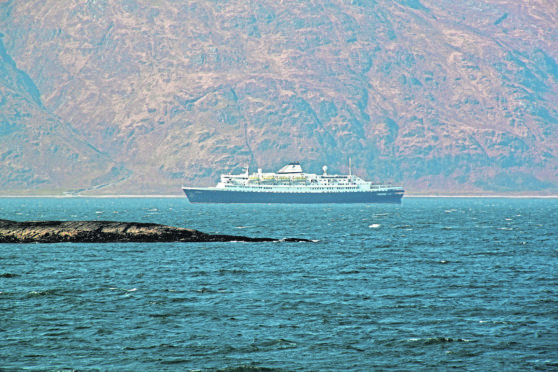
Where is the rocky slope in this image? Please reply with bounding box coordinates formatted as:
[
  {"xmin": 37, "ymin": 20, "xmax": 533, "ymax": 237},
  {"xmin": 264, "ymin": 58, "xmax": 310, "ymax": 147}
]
[
  {"xmin": 0, "ymin": 31, "xmax": 127, "ymax": 193},
  {"xmin": 0, "ymin": 0, "xmax": 557, "ymax": 194}
]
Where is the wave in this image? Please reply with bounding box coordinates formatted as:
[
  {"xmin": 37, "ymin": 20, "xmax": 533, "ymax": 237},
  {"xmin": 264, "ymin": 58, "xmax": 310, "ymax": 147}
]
[
  {"xmin": 219, "ymin": 268, "xmax": 250, "ymax": 275},
  {"xmin": 250, "ymin": 337, "xmax": 298, "ymax": 350},
  {"xmin": 216, "ymin": 365, "xmax": 291, "ymax": 372},
  {"xmin": 408, "ymin": 337, "xmax": 473, "ymax": 345}
]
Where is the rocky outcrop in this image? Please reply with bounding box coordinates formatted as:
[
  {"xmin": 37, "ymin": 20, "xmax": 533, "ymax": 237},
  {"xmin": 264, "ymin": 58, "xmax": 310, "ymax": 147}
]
[{"xmin": 0, "ymin": 219, "xmax": 311, "ymax": 243}]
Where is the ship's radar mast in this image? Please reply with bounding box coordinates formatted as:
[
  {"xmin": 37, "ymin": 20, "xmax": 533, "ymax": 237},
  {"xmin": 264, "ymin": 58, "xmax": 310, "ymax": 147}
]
[{"xmin": 322, "ymin": 165, "xmax": 327, "ymax": 175}]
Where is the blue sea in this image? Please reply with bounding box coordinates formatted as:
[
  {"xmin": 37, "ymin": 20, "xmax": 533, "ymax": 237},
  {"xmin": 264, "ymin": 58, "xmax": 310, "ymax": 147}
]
[{"xmin": 1, "ymin": 197, "xmax": 557, "ymax": 371}]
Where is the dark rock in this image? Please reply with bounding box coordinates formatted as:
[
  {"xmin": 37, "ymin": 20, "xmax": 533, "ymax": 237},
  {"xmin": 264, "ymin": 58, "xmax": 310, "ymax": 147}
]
[
  {"xmin": 1, "ymin": 272, "xmax": 19, "ymax": 278},
  {"xmin": 0, "ymin": 219, "xmax": 312, "ymax": 244}
]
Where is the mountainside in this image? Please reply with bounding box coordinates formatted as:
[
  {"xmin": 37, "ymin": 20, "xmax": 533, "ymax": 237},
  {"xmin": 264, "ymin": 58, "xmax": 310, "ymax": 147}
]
[
  {"xmin": 1, "ymin": 0, "xmax": 557, "ymax": 195},
  {"xmin": 0, "ymin": 31, "xmax": 127, "ymax": 193}
]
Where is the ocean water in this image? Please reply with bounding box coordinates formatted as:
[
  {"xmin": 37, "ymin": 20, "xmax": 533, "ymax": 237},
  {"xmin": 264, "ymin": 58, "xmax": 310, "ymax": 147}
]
[{"xmin": 1, "ymin": 197, "xmax": 557, "ymax": 371}]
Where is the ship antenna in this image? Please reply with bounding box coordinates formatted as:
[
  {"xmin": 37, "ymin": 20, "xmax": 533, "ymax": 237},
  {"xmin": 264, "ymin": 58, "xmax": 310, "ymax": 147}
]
[{"xmin": 349, "ymin": 158, "xmax": 352, "ymax": 177}]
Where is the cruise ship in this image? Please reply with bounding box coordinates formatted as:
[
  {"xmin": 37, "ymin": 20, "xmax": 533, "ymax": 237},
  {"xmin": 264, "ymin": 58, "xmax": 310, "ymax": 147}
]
[{"xmin": 182, "ymin": 162, "xmax": 404, "ymax": 204}]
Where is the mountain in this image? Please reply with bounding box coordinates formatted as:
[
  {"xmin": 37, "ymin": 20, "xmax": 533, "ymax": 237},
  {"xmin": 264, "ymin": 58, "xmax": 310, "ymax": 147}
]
[
  {"xmin": 1, "ymin": 0, "xmax": 557, "ymax": 195},
  {"xmin": 0, "ymin": 31, "xmax": 128, "ymax": 193}
]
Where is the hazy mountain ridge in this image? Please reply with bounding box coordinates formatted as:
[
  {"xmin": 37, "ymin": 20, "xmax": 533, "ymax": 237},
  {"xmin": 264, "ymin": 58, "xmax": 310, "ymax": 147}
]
[
  {"xmin": 0, "ymin": 30, "xmax": 129, "ymax": 193},
  {"xmin": 0, "ymin": 0, "xmax": 557, "ymax": 194}
]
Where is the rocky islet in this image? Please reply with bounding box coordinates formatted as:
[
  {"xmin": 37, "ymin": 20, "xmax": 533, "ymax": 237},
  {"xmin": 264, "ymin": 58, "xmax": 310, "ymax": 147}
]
[{"xmin": 0, "ymin": 219, "xmax": 311, "ymax": 244}]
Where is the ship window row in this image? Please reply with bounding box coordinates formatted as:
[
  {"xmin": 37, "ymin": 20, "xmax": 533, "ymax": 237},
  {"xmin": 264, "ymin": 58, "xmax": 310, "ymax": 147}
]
[{"xmin": 226, "ymin": 185, "xmax": 360, "ymax": 190}]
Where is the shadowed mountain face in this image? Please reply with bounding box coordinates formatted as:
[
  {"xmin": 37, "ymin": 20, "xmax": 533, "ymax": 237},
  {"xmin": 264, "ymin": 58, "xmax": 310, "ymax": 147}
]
[{"xmin": 0, "ymin": 0, "xmax": 557, "ymax": 194}]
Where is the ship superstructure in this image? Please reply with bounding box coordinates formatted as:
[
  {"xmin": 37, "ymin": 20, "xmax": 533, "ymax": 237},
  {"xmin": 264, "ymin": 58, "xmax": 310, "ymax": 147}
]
[{"xmin": 182, "ymin": 162, "xmax": 404, "ymax": 204}]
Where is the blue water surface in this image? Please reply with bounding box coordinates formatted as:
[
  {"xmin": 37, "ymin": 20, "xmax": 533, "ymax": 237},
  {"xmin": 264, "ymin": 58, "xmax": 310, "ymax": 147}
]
[{"xmin": 1, "ymin": 197, "xmax": 557, "ymax": 371}]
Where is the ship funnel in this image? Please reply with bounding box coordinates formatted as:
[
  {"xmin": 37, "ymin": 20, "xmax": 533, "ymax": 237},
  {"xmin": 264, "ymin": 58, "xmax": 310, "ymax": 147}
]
[{"xmin": 322, "ymin": 165, "xmax": 327, "ymax": 175}]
